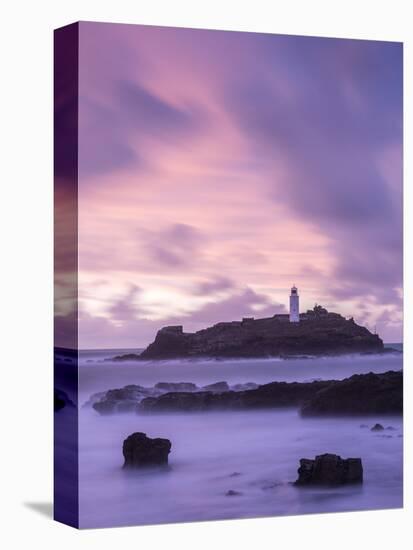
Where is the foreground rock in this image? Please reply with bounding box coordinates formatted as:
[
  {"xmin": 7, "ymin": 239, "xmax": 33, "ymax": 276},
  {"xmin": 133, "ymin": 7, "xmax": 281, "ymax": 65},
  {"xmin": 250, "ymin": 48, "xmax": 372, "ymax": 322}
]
[
  {"xmin": 295, "ymin": 454, "xmax": 363, "ymax": 486},
  {"xmin": 122, "ymin": 432, "xmax": 171, "ymax": 468},
  {"xmin": 300, "ymin": 371, "xmax": 402, "ymax": 416},
  {"xmin": 130, "ymin": 307, "xmax": 384, "ymax": 360}
]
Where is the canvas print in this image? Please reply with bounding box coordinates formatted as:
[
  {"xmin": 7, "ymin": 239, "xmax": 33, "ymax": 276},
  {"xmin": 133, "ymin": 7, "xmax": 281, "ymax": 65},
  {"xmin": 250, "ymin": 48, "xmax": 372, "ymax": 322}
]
[{"xmin": 54, "ymin": 22, "xmax": 403, "ymax": 529}]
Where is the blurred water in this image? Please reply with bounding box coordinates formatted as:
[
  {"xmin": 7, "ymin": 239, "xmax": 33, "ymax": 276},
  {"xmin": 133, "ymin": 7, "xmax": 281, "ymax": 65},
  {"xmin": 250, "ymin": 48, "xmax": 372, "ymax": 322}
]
[
  {"xmin": 78, "ymin": 349, "xmax": 402, "ymax": 402},
  {"xmin": 78, "ymin": 351, "xmax": 403, "ymax": 528}
]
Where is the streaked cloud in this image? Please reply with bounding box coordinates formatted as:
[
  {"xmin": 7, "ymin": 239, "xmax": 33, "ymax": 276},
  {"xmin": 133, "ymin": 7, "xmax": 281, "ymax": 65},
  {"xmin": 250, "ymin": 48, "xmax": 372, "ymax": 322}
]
[{"xmin": 75, "ymin": 23, "xmax": 402, "ymax": 347}]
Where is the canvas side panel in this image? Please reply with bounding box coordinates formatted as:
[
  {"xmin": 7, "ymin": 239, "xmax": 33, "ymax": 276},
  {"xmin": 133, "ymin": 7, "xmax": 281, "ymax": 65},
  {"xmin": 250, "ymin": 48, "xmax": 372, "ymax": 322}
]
[{"xmin": 54, "ymin": 22, "xmax": 79, "ymax": 528}]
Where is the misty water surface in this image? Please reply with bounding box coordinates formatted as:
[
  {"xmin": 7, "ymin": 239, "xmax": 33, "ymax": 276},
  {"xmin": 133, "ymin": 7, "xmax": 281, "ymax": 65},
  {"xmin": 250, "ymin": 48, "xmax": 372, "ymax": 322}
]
[{"xmin": 77, "ymin": 350, "xmax": 403, "ymax": 528}]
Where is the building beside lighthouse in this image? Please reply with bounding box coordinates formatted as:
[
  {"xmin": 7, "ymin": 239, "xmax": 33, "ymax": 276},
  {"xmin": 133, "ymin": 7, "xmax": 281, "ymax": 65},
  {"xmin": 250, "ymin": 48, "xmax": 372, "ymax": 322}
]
[{"xmin": 289, "ymin": 285, "xmax": 300, "ymax": 322}]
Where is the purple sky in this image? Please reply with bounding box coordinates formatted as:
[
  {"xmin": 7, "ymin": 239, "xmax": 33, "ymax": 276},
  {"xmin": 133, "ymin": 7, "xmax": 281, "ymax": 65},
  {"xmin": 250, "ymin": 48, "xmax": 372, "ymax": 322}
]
[{"xmin": 56, "ymin": 23, "xmax": 403, "ymax": 348}]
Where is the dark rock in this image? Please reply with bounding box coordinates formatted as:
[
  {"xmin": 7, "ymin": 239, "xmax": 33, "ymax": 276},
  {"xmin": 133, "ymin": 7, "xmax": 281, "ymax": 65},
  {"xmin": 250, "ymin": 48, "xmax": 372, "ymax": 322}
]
[
  {"xmin": 140, "ymin": 325, "xmax": 191, "ymax": 359},
  {"xmin": 371, "ymin": 423, "xmax": 385, "ymax": 431},
  {"xmin": 91, "ymin": 371, "xmax": 402, "ymax": 417},
  {"xmin": 54, "ymin": 389, "xmax": 75, "ymax": 412},
  {"xmin": 225, "ymin": 490, "xmax": 242, "ymax": 496},
  {"xmin": 122, "ymin": 432, "xmax": 171, "ymax": 468},
  {"xmin": 139, "ymin": 371, "xmax": 402, "ymax": 414},
  {"xmin": 229, "ymin": 472, "xmax": 242, "ymax": 477},
  {"xmin": 90, "ymin": 380, "xmax": 249, "ymax": 415},
  {"xmin": 155, "ymin": 382, "xmax": 198, "ymax": 392},
  {"xmin": 137, "ymin": 310, "xmax": 384, "ymax": 360},
  {"xmin": 301, "ymin": 371, "xmax": 402, "ymax": 416},
  {"xmin": 202, "ymin": 381, "xmax": 230, "ymax": 392},
  {"xmin": 295, "ymin": 454, "xmax": 363, "ymax": 486},
  {"xmin": 139, "ymin": 380, "xmax": 333, "ymax": 413}
]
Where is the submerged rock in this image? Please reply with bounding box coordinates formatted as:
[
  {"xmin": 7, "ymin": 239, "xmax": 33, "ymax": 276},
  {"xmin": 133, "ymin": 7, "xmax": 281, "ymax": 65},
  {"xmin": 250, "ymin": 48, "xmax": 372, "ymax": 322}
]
[
  {"xmin": 295, "ymin": 454, "xmax": 363, "ymax": 486},
  {"xmin": 122, "ymin": 432, "xmax": 171, "ymax": 468},
  {"xmin": 225, "ymin": 490, "xmax": 243, "ymax": 496},
  {"xmin": 371, "ymin": 423, "xmax": 385, "ymax": 431}
]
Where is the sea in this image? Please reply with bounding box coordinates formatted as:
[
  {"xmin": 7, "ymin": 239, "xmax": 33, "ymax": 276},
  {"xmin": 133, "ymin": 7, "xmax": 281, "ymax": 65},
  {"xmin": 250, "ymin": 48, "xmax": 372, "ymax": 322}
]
[{"xmin": 74, "ymin": 345, "xmax": 403, "ymax": 528}]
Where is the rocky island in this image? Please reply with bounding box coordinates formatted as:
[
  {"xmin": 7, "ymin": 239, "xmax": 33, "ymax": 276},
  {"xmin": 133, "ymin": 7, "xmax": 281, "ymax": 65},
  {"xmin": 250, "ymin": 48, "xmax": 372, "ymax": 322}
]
[{"xmin": 115, "ymin": 305, "xmax": 385, "ymax": 361}]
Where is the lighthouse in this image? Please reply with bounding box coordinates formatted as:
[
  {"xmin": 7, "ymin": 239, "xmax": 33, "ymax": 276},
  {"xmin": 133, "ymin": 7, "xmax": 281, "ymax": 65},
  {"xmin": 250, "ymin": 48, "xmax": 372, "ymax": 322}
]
[{"xmin": 289, "ymin": 285, "xmax": 300, "ymax": 323}]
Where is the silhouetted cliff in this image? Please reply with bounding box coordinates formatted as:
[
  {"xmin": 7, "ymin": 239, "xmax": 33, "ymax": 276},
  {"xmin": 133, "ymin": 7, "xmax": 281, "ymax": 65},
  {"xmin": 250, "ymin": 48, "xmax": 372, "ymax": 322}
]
[{"xmin": 135, "ymin": 307, "xmax": 384, "ymax": 360}]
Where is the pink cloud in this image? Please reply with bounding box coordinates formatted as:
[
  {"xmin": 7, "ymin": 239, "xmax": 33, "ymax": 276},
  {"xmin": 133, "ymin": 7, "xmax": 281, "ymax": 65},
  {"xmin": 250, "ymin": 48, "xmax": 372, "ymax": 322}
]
[{"xmin": 75, "ymin": 23, "xmax": 402, "ymax": 346}]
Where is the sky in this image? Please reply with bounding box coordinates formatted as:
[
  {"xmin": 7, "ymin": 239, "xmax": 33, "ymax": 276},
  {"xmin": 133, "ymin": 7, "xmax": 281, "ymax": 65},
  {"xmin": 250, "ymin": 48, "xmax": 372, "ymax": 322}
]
[{"xmin": 57, "ymin": 22, "xmax": 403, "ymax": 348}]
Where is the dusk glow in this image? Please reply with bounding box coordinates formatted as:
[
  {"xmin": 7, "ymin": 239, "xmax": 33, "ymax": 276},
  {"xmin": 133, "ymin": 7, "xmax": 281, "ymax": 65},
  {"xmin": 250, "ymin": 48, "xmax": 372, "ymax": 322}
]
[
  {"xmin": 53, "ymin": 23, "xmax": 404, "ymax": 530},
  {"xmin": 66, "ymin": 23, "xmax": 402, "ymax": 347}
]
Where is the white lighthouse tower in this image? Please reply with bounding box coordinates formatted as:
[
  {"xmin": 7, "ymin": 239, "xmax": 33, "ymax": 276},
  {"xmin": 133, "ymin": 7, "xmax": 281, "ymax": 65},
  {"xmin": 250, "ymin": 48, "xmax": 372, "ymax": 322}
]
[{"xmin": 289, "ymin": 285, "xmax": 300, "ymax": 323}]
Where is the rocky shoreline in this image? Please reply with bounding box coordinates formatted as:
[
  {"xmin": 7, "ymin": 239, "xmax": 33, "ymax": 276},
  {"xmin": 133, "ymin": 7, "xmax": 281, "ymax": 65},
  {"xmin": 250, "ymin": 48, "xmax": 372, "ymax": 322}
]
[{"xmin": 89, "ymin": 370, "xmax": 402, "ymax": 416}]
